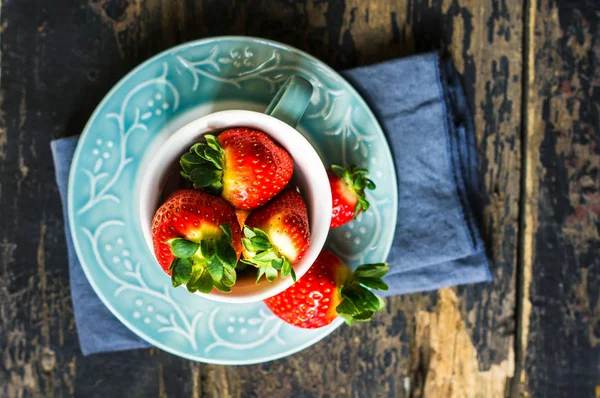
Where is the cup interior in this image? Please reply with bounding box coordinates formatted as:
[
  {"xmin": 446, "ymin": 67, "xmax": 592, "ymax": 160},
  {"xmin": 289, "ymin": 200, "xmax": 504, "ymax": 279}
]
[{"xmin": 138, "ymin": 110, "xmax": 331, "ymax": 303}]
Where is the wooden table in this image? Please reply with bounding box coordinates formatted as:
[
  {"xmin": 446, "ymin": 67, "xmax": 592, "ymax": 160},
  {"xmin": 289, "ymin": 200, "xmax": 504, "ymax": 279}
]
[{"xmin": 0, "ymin": 0, "xmax": 598, "ymax": 397}]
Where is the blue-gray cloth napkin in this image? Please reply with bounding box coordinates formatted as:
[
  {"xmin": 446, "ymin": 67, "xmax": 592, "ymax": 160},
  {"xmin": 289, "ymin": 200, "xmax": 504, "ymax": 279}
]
[
  {"xmin": 51, "ymin": 52, "xmax": 491, "ymax": 355},
  {"xmin": 343, "ymin": 53, "xmax": 492, "ymax": 295},
  {"xmin": 52, "ymin": 138, "xmax": 151, "ymax": 354}
]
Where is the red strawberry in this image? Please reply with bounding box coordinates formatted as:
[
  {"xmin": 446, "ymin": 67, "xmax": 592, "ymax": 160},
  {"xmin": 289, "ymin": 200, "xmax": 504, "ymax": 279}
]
[
  {"xmin": 151, "ymin": 189, "xmax": 243, "ymax": 293},
  {"xmin": 179, "ymin": 128, "xmax": 294, "ymax": 210},
  {"xmin": 328, "ymin": 165, "xmax": 376, "ymax": 228},
  {"xmin": 264, "ymin": 250, "xmax": 389, "ymax": 328},
  {"xmin": 242, "ymin": 189, "xmax": 310, "ymax": 283}
]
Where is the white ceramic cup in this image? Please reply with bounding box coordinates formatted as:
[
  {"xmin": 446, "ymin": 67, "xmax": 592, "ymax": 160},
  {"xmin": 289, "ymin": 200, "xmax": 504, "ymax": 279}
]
[{"xmin": 138, "ymin": 77, "xmax": 332, "ymax": 303}]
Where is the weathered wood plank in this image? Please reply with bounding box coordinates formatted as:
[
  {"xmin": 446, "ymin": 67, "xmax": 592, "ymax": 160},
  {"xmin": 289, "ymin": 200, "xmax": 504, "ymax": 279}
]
[
  {"xmin": 181, "ymin": 1, "xmax": 523, "ymax": 395},
  {"xmin": 521, "ymin": 0, "xmax": 600, "ymax": 396},
  {"xmin": 0, "ymin": 0, "xmax": 522, "ymax": 397},
  {"xmin": 0, "ymin": 2, "xmax": 79, "ymax": 395}
]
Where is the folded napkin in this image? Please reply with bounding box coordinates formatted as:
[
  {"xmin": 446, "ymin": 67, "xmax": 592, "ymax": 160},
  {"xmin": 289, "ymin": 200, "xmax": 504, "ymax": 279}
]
[
  {"xmin": 51, "ymin": 51, "xmax": 491, "ymax": 355},
  {"xmin": 52, "ymin": 138, "xmax": 151, "ymax": 354},
  {"xmin": 343, "ymin": 53, "xmax": 492, "ymax": 295}
]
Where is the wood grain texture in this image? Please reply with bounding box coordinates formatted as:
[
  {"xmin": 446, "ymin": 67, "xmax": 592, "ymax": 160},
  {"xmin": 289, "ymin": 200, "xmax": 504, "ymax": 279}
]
[
  {"xmin": 0, "ymin": 0, "xmax": 522, "ymax": 397},
  {"xmin": 522, "ymin": 0, "xmax": 600, "ymax": 396}
]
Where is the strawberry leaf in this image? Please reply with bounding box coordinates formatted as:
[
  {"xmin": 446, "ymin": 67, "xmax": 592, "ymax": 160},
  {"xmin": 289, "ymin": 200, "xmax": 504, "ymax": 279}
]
[
  {"xmin": 213, "ymin": 280, "xmax": 232, "ymax": 293},
  {"xmin": 336, "ymin": 297, "xmax": 358, "ymax": 316},
  {"xmin": 221, "ymin": 266, "xmax": 237, "ymax": 287},
  {"xmin": 341, "ymin": 284, "xmax": 383, "ymax": 314},
  {"xmin": 192, "ymin": 268, "xmax": 213, "ymax": 294},
  {"xmin": 204, "ymin": 134, "xmax": 223, "ymax": 154},
  {"xmin": 171, "ymin": 258, "xmax": 192, "ymax": 287},
  {"xmin": 203, "ymin": 148, "xmax": 223, "ymax": 169},
  {"xmin": 353, "ymin": 263, "xmax": 389, "ymax": 279},
  {"xmin": 181, "ymin": 160, "xmax": 199, "ymax": 174},
  {"xmin": 271, "ymin": 258, "xmax": 283, "ymax": 270},
  {"xmin": 357, "ymin": 277, "xmax": 388, "ymax": 291},
  {"xmin": 243, "ymin": 226, "xmax": 256, "ymax": 239},
  {"xmin": 352, "ymin": 311, "xmax": 374, "ymax": 322},
  {"xmin": 242, "ymin": 226, "xmax": 294, "ymax": 282},
  {"xmin": 255, "ymin": 267, "xmax": 265, "ymax": 284},
  {"xmin": 193, "ymin": 181, "xmax": 222, "ymax": 192},
  {"xmin": 250, "ymin": 236, "xmax": 271, "ymax": 250},
  {"xmin": 220, "ymin": 223, "xmax": 232, "ymax": 243},
  {"xmin": 290, "ymin": 267, "xmax": 297, "ymax": 283},
  {"xmin": 331, "ymin": 164, "xmax": 376, "ymax": 220},
  {"xmin": 181, "ymin": 152, "xmax": 206, "ymax": 165},
  {"xmin": 167, "ymin": 238, "xmax": 200, "ymax": 258},
  {"xmin": 186, "ymin": 266, "xmax": 201, "ymax": 292},
  {"xmin": 334, "ymin": 261, "xmax": 389, "ymax": 324},
  {"xmin": 357, "ymin": 196, "xmax": 370, "ymax": 212},
  {"xmin": 180, "ymin": 138, "xmax": 225, "ymax": 195},
  {"xmin": 200, "ymin": 240, "xmax": 216, "ymax": 261},
  {"xmin": 192, "ymin": 145, "xmax": 206, "ymax": 158},
  {"xmin": 255, "ymin": 265, "xmax": 277, "ymax": 283},
  {"xmin": 331, "ymin": 164, "xmax": 346, "ymax": 177},
  {"xmin": 207, "ymin": 257, "xmax": 224, "ymax": 280},
  {"xmin": 342, "ymin": 284, "xmax": 379, "ymax": 312},
  {"xmin": 242, "ymin": 238, "xmax": 255, "ymax": 252},
  {"xmin": 280, "ymin": 258, "xmax": 291, "ymax": 277},
  {"xmin": 180, "ymin": 152, "xmax": 209, "ymax": 176},
  {"xmin": 343, "ymin": 169, "xmax": 351, "ymax": 181},
  {"xmin": 253, "ymin": 228, "xmax": 270, "ymax": 240},
  {"xmin": 355, "ymin": 177, "xmax": 367, "ymax": 190},
  {"xmin": 264, "ymin": 267, "xmax": 278, "ymax": 282},
  {"xmin": 216, "ymin": 238, "xmax": 237, "ymax": 268},
  {"xmin": 354, "ymin": 203, "xmax": 361, "ymax": 217},
  {"xmin": 190, "ymin": 143, "xmax": 203, "ymax": 155},
  {"xmin": 190, "ymin": 168, "xmax": 222, "ymax": 187},
  {"xmin": 253, "ymin": 250, "xmax": 279, "ymax": 262}
]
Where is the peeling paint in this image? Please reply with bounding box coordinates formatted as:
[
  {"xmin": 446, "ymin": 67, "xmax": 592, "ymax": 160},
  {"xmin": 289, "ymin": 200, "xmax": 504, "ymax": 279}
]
[
  {"xmin": 306, "ymin": 0, "xmax": 328, "ymax": 28},
  {"xmin": 450, "ymin": 13, "xmax": 466, "ymax": 74}
]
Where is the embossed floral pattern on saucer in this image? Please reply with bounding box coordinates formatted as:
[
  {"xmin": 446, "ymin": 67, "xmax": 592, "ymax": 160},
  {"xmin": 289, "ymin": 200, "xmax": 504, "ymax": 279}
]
[{"xmin": 69, "ymin": 36, "xmax": 398, "ymax": 364}]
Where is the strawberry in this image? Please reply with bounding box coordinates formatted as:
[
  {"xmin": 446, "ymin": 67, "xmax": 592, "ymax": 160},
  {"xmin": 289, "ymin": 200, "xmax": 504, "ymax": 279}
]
[
  {"xmin": 151, "ymin": 189, "xmax": 243, "ymax": 293},
  {"xmin": 264, "ymin": 250, "xmax": 389, "ymax": 328},
  {"xmin": 328, "ymin": 165, "xmax": 376, "ymax": 229},
  {"xmin": 179, "ymin": 128, "xmax": 294, "ymax": 210},
  {"xmin": 241, "ymin": 189, "xmax": 310, "ymax": 283}
]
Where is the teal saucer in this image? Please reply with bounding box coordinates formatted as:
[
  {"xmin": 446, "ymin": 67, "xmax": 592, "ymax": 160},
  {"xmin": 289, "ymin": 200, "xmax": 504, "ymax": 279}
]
[{"xmin": 69, "ymin": 36, "xmax": 398, "ymax": 364}]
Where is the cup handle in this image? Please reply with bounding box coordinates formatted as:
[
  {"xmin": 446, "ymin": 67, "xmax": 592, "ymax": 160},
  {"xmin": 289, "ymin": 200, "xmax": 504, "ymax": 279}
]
[{"xmin": 265, "ymin": 75, "xmax": 313, "ymax": 128}]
